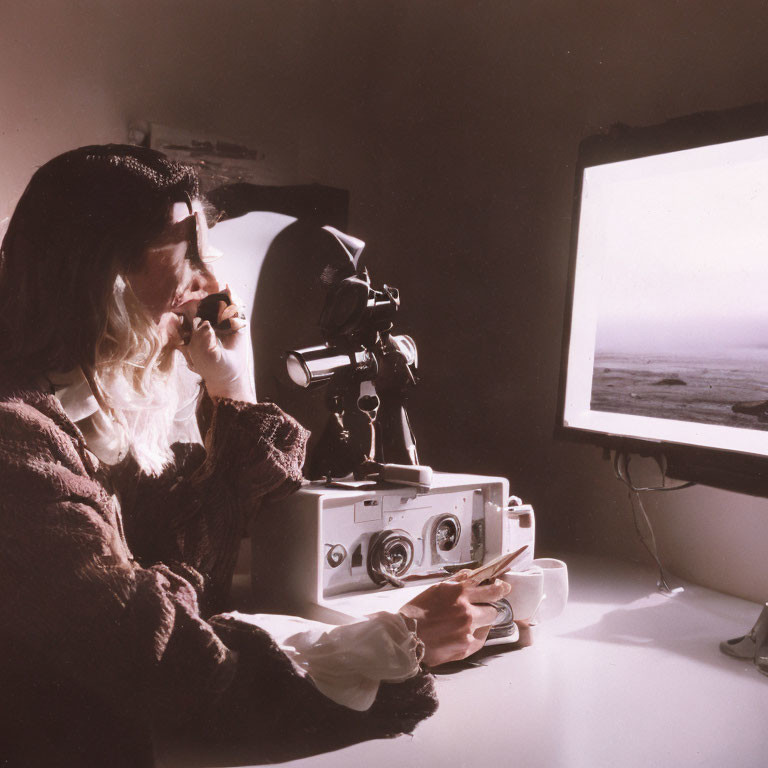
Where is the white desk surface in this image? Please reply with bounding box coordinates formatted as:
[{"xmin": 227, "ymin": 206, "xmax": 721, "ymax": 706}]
[{"xmin": 159, "ymin": 554, "xmax": 768, "ymax": 768}]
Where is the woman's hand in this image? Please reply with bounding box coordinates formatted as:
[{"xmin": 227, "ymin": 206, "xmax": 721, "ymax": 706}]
[
  {"xmin": 399, "ymin": 572, "xmax": 512, "ymax": 667},
  {"xmin": 181, "ymin": 286, "xmax": 257, "ymax": 404}
]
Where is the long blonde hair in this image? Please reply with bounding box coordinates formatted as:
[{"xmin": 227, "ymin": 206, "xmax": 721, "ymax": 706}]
[{"xmin": 81, "ymin": 274, "xmax": 203, "ymax": 476}]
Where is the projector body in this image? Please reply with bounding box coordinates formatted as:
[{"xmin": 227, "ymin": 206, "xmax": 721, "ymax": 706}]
[{"xmin": 251, "ymin": 472, "xmax": 535, "ymax": 624}]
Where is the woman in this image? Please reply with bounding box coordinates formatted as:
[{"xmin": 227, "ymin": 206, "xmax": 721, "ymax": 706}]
[{"xmin": 0, "ymin": 145, "xmax": 509, "ymax": 766}]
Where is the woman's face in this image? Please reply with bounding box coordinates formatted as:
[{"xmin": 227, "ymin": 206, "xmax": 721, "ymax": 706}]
[{"xmin": 127, "ymin": 200, "xmax": 219, "ymax": 343}]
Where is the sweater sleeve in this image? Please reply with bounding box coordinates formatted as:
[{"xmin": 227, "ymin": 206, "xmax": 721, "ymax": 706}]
[{"xmin": 114, "ymin": 398, "xmax": 309, "ymax": 612}]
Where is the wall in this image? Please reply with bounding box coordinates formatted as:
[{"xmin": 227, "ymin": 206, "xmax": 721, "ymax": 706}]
[{"xmin": 4, "ymin": 0, "xmax": 768, "ymax": 601}]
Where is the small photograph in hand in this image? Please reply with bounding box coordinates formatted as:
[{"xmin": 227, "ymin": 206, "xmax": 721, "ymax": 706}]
[{"xmin": 463, "ymin": 546, "xmax": 528, "ymax": 586}]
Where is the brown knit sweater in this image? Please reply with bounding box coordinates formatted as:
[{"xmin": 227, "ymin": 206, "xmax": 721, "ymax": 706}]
[{"xmin": 0, "ymin": 379, "xmax": 437, "ymax": 767}]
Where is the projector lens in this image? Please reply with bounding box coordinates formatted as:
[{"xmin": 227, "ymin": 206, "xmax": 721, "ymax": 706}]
[
  {"xmin": 434, "ymin": 514, "xmax": 461, "ymax": 552},
  {"xmin": 286, "ymin": 353, "xmax": 310, "ymax": 387}
]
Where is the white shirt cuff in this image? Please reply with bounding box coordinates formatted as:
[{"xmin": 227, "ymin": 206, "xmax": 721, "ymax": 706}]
[{"xmin": 224, "ymin": 610, "xmax": 424, "ymax": 711}]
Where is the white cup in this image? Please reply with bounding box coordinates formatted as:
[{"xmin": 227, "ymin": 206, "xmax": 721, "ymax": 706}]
[
  {"xmin": 531, "ymin": 558, "xmax": 569, "ymax": 623},
  {"xmin": 500, "ymin": 566, "xmax": 545, "ymax": 622},
  {"xmin": 500, "ymin": 558, "xmax": 569, "ymax": 624}
]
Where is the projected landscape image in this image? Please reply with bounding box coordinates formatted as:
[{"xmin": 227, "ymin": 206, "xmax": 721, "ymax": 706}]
[{"xmin": 591, "ymin": 348, "xmax": 768, "ymax": 432}]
